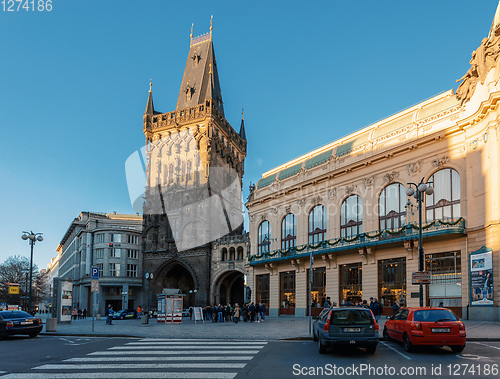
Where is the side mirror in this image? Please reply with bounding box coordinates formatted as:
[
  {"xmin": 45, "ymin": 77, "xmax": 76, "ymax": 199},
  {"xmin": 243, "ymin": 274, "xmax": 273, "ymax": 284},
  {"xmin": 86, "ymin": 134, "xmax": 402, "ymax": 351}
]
[{"xmin": 386, "ymin": 316, "xmax": 391, "ymax": 320}]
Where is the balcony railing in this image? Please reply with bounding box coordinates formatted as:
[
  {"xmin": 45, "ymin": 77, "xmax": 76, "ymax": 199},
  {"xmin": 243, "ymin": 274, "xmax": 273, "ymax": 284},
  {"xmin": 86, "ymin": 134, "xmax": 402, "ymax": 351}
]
[{"xmin": 248, "ymin": 218, "xmax": 466, "ymax": 265}]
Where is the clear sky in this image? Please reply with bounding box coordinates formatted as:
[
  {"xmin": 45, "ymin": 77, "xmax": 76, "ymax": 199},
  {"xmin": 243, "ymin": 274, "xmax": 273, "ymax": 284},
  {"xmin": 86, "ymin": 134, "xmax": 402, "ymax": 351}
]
[{"xmin": 0, "ymin": 0, "xmax": 498, "ymax": 270}]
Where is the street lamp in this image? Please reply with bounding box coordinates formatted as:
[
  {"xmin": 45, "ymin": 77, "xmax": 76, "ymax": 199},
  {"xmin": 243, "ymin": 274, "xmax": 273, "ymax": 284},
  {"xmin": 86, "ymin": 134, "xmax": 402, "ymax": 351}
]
[
  {"xmin": 406, "ymin": 178, "xmax": 434, "ymax": 307},
  {"xmin": 144, "ymin": 271, "xmax": 154, "ymax": 316},
  {"xmin": 21, "ymin": 231, "xmax": 43, "ymax": 314},
  {"xmin": 189, "ymin": 289, "xmax": 197, "ymax": 307}
]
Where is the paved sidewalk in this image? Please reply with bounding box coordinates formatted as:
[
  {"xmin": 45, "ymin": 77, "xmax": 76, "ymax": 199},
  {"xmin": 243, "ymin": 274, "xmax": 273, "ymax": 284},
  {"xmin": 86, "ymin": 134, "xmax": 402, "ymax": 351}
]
[{"xmin": 36, "ymin": 314, "xmax": 500, "ymax": 341}]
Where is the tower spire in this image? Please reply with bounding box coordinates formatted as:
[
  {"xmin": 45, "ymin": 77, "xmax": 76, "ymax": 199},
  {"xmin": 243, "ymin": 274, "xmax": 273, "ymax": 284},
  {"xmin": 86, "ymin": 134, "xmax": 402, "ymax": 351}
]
[
  {"xmin": 145, "ymin": 79, "xmax": 155, "ymax": 115},
  {"xmin": 239, "ymin": 106, "xmax": 246, "ymax": 140}
]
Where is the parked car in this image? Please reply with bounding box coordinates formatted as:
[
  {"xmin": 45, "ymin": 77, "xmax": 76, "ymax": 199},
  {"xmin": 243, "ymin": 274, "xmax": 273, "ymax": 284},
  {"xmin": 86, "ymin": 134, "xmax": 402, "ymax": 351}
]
[
  {"xmin": 112, "ymin": 309, "xmax": 138, "ymax": 320},
  {"xmin": 313, "ymin": 306, "xmax": 379, "ymax": 354},
  {"xmin": 0, "ymin": 310, "xmax": 43, "ymax": 338},
  {"xmin": 383, "ymin": 307, "xmax": 466, "ymax": 353}
]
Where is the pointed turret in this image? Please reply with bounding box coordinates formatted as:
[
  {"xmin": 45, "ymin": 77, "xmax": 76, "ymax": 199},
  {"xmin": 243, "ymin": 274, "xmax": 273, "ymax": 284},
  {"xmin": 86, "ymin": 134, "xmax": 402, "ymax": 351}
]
[
  {"xmin": 176, "ymin": 19, "xmax": 224, "ymax": 116},
  {"xmin": 239, "ymin": 107, "xmax": 246, "ymax": 140},
  {"xmin": 145, "ymin": 80, "xmax": 155, "ymax": 115},
  {"xmin": 489, "ymin": 0, "xmax": 500, "ymax": 38}
]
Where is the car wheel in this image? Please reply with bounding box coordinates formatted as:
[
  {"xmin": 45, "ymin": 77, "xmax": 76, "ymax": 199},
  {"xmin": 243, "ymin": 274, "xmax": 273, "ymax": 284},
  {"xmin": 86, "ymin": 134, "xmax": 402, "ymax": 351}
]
[
  {"xmin": 120, "ymin": 316, "xmax": 125, "ymax": 320},
  {"xmin": 383, "ymin": 327, "xmax": 391, "ymax": 341},
  {"xmin": 29, "ymin": 333, "xmax": 38, "ymax": 338},
  {"xmin": 451, "ymin": 345, "xmax": 465, "ymax": 353},
  {"xmin": 318, "ymin": 337, "xmax": 327, "ymax": 354},
  {"xmin": 313, "ymin": 330, "xmax": 318, "ymax": 342},
  {"xmin": 403, "ymin": 333, "xmax": 413, "ymax": 352},
  {"xmin": 366, "ymin": 346, "xmax": 376, "ymax": 354}
]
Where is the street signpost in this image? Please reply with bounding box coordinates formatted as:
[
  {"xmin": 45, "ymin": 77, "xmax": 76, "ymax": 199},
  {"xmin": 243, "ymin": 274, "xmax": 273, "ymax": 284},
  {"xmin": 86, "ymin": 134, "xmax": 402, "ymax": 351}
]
[
  {"xmin": 412, "ymin": 271, "xmax": 431, "ymax": 285},
  {"xmin": 91, "ymin": 266, "xmax": 99, "ymax": 332}
]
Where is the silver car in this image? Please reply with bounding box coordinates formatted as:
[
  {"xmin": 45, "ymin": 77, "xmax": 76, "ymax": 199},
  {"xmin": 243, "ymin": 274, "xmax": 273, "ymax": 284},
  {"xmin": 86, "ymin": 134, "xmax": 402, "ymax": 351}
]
[{"xmin": 313, "ymin": 307, "xmax": 379, "ymax": 354}]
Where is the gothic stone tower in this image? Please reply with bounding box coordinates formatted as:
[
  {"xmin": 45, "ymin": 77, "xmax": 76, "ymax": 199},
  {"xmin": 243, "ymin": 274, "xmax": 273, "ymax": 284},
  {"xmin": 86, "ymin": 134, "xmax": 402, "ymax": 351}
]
[{"xmin": 142, "ymin": 26, "xmax": 247, "ymax": 308}]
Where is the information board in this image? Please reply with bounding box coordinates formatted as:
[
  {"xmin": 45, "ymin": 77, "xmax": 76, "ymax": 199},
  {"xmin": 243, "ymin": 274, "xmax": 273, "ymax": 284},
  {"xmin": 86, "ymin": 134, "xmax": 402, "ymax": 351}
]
[
  {"xmin": 470, "ymin": 247, "xmax": 494, "ymax": 306},
  {"xmin": 193, "ymin": 306, "xmax": 204, "ymax": 322}
]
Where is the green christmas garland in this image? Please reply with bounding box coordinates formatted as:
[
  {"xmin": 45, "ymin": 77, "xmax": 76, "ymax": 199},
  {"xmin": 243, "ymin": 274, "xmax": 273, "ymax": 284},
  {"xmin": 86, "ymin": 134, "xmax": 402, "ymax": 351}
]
[{"xmin": 249, "ymin": 217, "xmax": 465, "ymax": 262}]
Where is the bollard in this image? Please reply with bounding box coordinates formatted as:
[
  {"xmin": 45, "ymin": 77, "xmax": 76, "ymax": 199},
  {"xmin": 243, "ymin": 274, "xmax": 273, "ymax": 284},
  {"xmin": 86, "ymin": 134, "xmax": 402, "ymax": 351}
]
[
  {"xmin": 141, "ymin": 314, "xmax": 149, "ymax": 324},
  {"xmin": 46, "ymin": 318, "xmax": 57, "ymax": 332}
]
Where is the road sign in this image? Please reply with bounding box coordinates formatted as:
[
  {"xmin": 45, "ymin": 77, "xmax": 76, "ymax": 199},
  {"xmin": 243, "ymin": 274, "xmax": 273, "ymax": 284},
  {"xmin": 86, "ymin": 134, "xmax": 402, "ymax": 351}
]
[
  {"xmin": 91, "ymin": 279, "xmax": 99, "ymax": 292},
  {"xmin": 8, "ymin": 286, "xmax": 19, "ymax": 295},
  {"xmin": 412, "ymin": 271, "xmax": 431, "ymax": 285},
  {"xmin": 91, "ymin": 266, "xmax": 99, "ymax": 280}
]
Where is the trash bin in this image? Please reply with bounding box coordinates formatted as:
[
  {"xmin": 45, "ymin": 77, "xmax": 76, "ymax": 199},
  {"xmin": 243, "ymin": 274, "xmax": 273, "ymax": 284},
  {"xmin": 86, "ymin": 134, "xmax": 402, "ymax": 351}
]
[
  {"xmin": 141, "ymin": 314, "xmax": 149, "ymax": 324},
  {"xmin": 46, "ymin": 318, "xmax": 57, "ymax": 332}
]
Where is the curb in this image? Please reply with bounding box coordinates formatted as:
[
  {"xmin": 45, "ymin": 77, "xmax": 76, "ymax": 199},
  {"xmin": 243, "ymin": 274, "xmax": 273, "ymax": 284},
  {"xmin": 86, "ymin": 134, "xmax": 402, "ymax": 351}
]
[{"xmin": 40, "ymin": 332, "xmax": 500, "ymax": 342}]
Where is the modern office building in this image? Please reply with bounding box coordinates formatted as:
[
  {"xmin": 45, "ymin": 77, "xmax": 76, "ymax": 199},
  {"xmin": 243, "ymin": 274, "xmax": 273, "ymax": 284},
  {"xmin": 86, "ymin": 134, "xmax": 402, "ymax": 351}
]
[{"xmin": 56, "ymin": 211, "xmax": 143, "ymax": 315}]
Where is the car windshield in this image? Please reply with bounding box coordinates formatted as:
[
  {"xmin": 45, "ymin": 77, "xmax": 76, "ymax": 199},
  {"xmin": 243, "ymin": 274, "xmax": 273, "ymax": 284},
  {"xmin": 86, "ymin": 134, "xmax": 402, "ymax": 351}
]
[
  {"xmin": 330, "ymin": 309, "xmax": 373, "ymax": 325},
  {"xmin": 413, "ymin": 309, "xmax": 458, "ymax": 322},
  {"xmin": 0, "ymin": 311, "xmax": 32, "ymax": 319}
]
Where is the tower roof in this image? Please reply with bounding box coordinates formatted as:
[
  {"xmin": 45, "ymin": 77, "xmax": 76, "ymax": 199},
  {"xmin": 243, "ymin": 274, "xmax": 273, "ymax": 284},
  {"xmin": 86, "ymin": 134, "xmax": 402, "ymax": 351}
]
[
  {"xmin": 176, "ymin": 25, "xmax": 224, "ymax": 116},
  {"xmin": 145, "ymin": 80, "xmax": 155, "ymax": 115},
  {"xmin": 239, "ymin": 107, "xmax": 246, "ymax": 140}
]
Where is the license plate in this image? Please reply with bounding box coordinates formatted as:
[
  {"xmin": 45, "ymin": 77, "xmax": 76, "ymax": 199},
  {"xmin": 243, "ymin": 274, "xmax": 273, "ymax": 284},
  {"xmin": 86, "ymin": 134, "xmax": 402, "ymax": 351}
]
[
  {"xmin": 432, "ymin": 328, "xmax": 450, "ymax": 333},
  {"xmin": 21, "ymin": 321, "xmax": 33, "ymax": 325},
  {"xmin": 343, "ymin": 328, "xmax": 361, "ymax": 333}
]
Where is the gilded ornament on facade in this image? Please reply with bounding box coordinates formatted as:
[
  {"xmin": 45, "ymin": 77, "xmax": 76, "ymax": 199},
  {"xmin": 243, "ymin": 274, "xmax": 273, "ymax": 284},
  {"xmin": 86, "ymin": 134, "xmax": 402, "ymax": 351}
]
[
  {"xmin": 456, "ymin": 23, "xmax": 500, "ymax": 105},
  {"xmin": 383, "ymin": 171, "xmax": 399, "ymax": 183}
]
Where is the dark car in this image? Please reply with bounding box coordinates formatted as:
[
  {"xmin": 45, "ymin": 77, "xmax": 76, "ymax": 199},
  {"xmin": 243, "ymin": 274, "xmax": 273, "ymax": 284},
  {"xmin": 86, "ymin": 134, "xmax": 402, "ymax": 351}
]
[
  {"xmin": 0, "ymin": 311, "xmax": 43, "ymax": 338},
  {"xmin": 313, "ymin": 307, "xmax": 379, "ymax": 354},
  {"xmin": 384, "ymin": 307, "xmax": 466, "ymax": 352},
  {"xmin": 112, "ymin": 309, "xmax": 138, "ymax": 320}
]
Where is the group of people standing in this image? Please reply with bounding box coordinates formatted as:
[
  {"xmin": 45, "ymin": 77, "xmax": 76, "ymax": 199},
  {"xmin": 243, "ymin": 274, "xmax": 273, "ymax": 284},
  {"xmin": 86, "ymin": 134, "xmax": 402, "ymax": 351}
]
[
  {"xmin": 201, "ymin": 302, "xmax": 267, "ymax": 323},
  {"xmin": 70, "ymin": 308, "xmax": 88, "ymax": 320}
]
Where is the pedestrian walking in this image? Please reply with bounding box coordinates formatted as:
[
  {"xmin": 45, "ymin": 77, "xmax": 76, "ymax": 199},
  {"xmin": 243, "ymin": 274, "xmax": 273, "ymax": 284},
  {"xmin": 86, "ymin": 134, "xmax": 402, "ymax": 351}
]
[
  {"xmin": 83, "ymin": 309, "xmax": 87, "ymax": 319},
  {"xmin": 242, "ymin": 303, "xmax": 248, "ymax": 322},
  {"xmin": 137, "ymin": 305, "xmax": 142, "ymax": 317},
  {"xmin": 392, "ymin": 301, "xmax": 400, "ymax": 314},
  {"xmin": 323, "ymin": 297, "xmax": 332, "ymax": 308},
  {"xmin": 260, "ymin": 303, "xmax": 266, "ymax": 320},
  {"xmin": 105, "ymin": 304, "xmax": 114, "ymax": 325},
  {"xmin": 233, "ymin": 303, "xmax": 241, "ymax": 323},
  {"xmin": 369, "ymin": 297, "xmax": 381, "ymax": 323},
  {"xmin": 256, "ymin": 303, "xmax": 261, "ymax": 322},
  {"xmin": 249, "ymin": 302, "xmax": 255, "ymax": 322},
  {"xmin": 71, "ymin": 308, "xmax": 78, "ymax": 321}
]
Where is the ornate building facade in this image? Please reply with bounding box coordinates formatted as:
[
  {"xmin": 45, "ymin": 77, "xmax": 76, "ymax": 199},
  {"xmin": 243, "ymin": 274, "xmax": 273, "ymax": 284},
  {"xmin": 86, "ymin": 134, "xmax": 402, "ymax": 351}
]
[
  {"xmin": 246, "ymin": 4, "xmax": 500, "ymax": 321},
  {"xmin": 141, "ymin": 25, "xmax": 248, "ymax": 308}
]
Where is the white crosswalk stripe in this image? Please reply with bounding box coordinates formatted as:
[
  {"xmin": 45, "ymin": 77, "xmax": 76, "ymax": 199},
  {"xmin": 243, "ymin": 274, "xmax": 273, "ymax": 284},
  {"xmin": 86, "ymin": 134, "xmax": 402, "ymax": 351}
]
[{"xmin": 1, "ymin": 338, "xmax": 265, "ymax": 379}]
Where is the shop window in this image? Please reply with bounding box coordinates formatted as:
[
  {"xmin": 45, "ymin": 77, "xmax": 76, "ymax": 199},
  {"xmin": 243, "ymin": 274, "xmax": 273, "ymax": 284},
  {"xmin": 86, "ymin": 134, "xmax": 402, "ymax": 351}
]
[
  {"xmin": 281, "ymin": 213, "xmax": 296, "ymax": 249},
  {"xmin": 307, "ymin": 267, "xmax": 326, "ymax": 308},
  {"xmin": 378, "ymin": 258, "xmax": 406, "ymax": 309},
  {"xmin": 258, "ymin": 221, "xmax": 271, "ymax": 254},
  {"xmin": 379, "ymin": 183, "xmax": 406, "ymax": 230},
  {"xmin": 425, "ymin": 251, "xmax": 462, "ymax": 307},
  {"xmin": 426, "ymin": 168, "xmax": 460, "ymax": 221},
  {"xmin": 256, "ymin": 274, "xmax": 270, "ymax": 309},
  {"xmin": 341, "ymin": 195, "xmax": 362, "ymax": 237},
  {"xmin": 280, "ymin": 271, "xmax": 295, "ymax": 309},
  {"xmin": 309, "ymin": 205, "xmax": 326, "ymax": 244},
  {"xmin": 339, "ymin": 263, "xmax": 362, "ymax": 305}
]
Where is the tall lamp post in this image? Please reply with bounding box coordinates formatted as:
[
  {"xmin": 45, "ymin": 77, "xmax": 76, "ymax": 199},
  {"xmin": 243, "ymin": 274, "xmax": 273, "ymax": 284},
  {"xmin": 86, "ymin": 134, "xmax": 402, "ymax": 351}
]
[
  {"xmin": 21, "ymin": 231, "xmax": 43, "ymax": 314},
  {"xmin": 145, "ymin": 271, "xmax": 153, "ymax": 316},
  {"xmin": 406, "ymin": 178, "xmax": 434, "ymax": 307}
]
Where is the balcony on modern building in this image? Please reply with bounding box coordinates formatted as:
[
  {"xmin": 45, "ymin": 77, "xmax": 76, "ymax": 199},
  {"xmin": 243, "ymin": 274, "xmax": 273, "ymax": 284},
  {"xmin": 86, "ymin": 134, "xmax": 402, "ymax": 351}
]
[{"xmin": 248, "ymin": 218, "xmax": 466, "ymax": 266}]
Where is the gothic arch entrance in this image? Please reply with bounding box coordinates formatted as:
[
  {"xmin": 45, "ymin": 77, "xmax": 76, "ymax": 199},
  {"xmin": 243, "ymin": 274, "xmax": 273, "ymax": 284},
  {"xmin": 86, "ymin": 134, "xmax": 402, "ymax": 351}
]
[
  {"xmin": 214, "ymin": 271, "xmax": 244, "ymax": 306},
  {"xmin": 157, "ymin": 262, "xmax": 196, "ymax": 308}
]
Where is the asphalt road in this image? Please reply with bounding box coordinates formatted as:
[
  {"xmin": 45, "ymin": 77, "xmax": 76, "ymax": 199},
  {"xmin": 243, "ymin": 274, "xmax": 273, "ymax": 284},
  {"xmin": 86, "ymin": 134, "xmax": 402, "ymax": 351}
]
[{"xmin": 0, "ymin": 335, "xmax": 499, "ymax": 378}]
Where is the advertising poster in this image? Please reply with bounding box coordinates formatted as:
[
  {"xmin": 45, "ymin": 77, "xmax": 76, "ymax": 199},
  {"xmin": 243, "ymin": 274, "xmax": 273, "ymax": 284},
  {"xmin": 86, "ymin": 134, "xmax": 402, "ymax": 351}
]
[
  {"xmin": 470, "ymin": 247, "xmax": 494, "ymax": 306},
  {"xmin": 60, "ymin": 281, "xmax": 73, "ymax": 321}
]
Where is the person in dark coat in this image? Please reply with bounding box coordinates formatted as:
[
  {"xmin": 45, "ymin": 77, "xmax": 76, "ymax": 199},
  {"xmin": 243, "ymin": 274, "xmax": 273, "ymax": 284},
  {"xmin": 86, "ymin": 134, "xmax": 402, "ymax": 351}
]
[
  {"xmin": 392, "ymin": 301, "xmax": 400, "ymax": 314},
  {"xmin": 249, "ymin": 302, "xmax": 256, "ymax": 322},
  {"xmin": 260, "ymin": 303, "xmax": 266, "ymax": 320}
]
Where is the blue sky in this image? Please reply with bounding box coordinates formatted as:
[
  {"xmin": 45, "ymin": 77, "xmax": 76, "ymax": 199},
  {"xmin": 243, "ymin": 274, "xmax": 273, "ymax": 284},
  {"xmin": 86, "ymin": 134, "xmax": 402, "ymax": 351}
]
[{"xmin": 0, "ymin": 0, "xmax": 497, "ymax": 269}]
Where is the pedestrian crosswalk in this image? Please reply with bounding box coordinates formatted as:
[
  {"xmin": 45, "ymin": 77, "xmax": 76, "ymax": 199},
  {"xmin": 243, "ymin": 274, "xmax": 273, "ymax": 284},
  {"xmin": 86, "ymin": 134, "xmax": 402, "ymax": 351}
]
[{"xmin": 2, "ymin": 338, "xmax": 267, "ymax": 378}]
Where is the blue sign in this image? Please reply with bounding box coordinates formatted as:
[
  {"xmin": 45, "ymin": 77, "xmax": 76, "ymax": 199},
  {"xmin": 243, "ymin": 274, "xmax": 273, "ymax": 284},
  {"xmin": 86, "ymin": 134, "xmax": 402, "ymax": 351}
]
[{"xmin": 91, "ymin": 266, "xmax": 99, "ymax": 280}]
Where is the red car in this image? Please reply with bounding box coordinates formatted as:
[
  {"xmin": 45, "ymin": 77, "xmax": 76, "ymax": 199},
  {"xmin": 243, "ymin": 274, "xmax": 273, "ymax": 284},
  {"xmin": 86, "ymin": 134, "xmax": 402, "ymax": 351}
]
[{"xmin": 383, "ymin": 307, "xmax": 466, "ymax": 353}]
